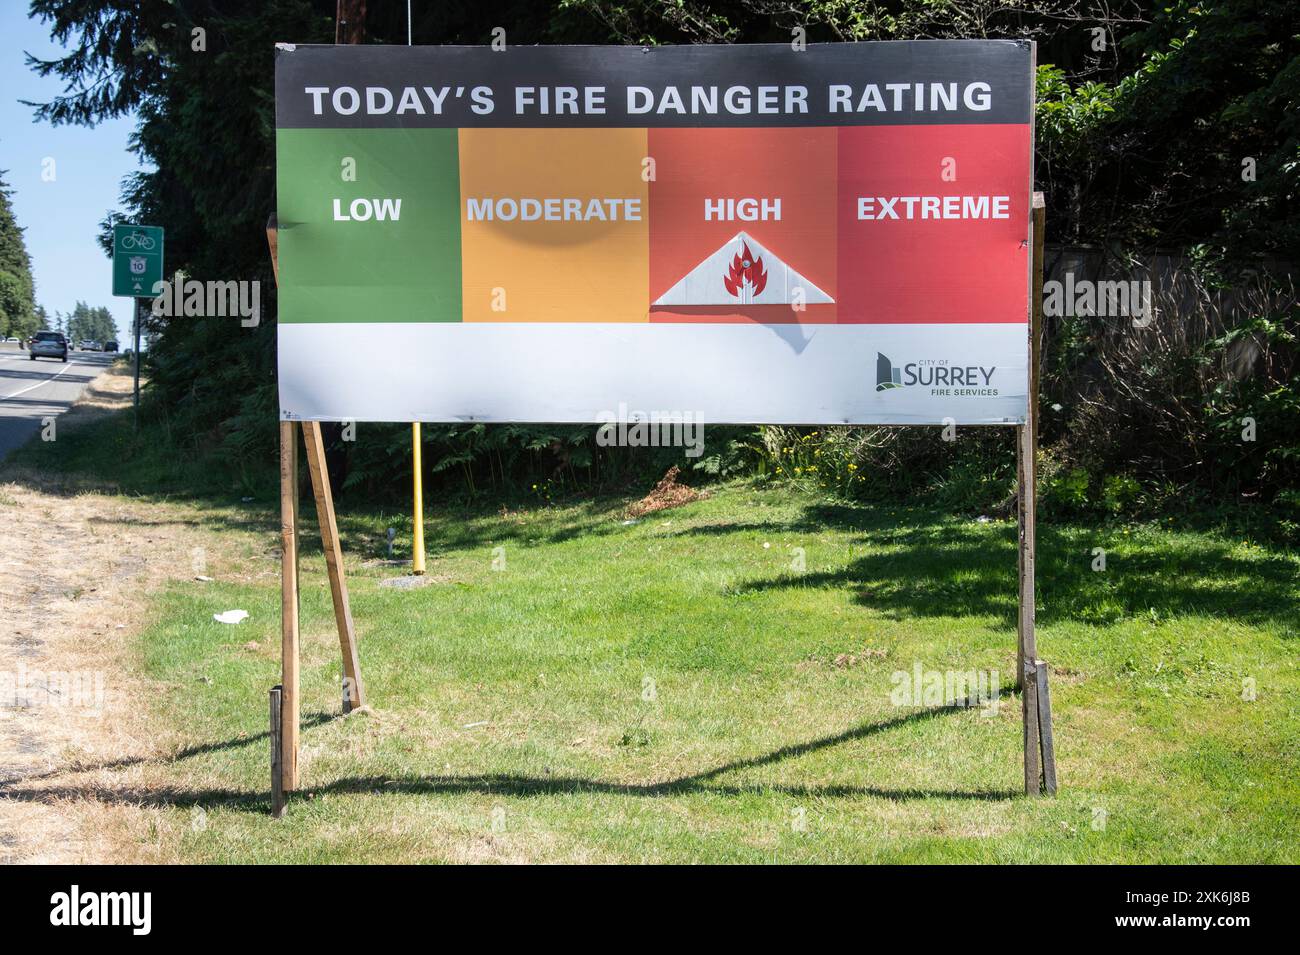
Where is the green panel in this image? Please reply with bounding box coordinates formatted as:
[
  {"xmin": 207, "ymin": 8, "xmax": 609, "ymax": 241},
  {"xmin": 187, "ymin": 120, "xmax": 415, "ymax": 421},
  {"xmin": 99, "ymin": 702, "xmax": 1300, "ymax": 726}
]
[{"xmin": 276, "ymin": 128, "xmax": 462, "ymax": 323}]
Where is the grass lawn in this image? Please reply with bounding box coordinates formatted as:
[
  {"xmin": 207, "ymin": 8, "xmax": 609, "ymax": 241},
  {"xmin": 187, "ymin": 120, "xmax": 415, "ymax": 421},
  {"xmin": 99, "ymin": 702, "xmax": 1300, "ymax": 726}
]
[
  {"xmin": 127, "ymin": 482, "xmax": 1297, "ymax": 863},
  {"xmin": 7, "ymin": 389, "xmax": 1297, "ymax": 863}
]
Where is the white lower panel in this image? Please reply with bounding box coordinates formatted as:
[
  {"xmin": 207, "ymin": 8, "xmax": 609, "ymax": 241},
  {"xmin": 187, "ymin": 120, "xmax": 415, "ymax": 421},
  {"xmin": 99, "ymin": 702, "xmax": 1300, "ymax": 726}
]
[{"xmin": 278, "ymin": 322, "xmax": 1028, "ymax": 425}]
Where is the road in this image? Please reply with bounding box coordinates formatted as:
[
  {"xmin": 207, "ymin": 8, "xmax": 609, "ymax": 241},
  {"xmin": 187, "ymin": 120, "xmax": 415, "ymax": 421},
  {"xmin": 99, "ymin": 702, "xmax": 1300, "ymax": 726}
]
[{"xmin": 0, "ymin": 344, "xmax": 118, "ymax": 459}]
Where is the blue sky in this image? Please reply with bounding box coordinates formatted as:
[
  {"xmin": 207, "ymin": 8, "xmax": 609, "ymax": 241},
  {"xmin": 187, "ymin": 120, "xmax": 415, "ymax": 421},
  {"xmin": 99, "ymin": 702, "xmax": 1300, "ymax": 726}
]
[{"xmin": 1, "ymin": 5, "xmax": 145, "ymax": 344}]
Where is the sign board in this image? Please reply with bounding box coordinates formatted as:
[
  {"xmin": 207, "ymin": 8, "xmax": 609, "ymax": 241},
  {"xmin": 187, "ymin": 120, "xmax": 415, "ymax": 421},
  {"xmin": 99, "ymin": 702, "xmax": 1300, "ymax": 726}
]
[
  {"xmin": 274, "ymin": 42, "xmax": 1034, "ymax": 425},
  {"xmin": 112, "ymin": 223, "xmax": 165, "ymax": 298}
]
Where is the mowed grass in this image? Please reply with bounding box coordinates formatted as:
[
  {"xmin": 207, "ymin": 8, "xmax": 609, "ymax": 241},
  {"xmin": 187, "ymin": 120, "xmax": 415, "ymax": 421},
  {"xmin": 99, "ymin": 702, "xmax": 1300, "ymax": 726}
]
[{"xmin": 125, "ymin": 484, "xmax": 1298, "ymax": 863}]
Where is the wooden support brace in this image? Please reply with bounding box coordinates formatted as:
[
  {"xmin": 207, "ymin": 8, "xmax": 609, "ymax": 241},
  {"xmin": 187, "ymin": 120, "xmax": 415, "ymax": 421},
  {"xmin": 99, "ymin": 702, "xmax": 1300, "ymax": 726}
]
[
  {"xmin": 302, "ymin": 420, "xmax": 366, "ymax": 711},
  {"xmin": 279, "ymin": 421, "xmax": 300, "ymax": 792},
  {"xmin": 268, "ymin": 215, "xmax": 367, "ymax": 815}
]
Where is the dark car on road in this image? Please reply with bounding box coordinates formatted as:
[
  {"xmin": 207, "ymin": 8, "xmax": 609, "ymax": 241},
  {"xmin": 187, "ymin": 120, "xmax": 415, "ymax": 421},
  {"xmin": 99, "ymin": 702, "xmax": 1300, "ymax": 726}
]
[
  {"xmin": 104, "ymin": 340, "xmax": 119, "ymax": 352},
  {"xmin": 29, "ymin": 331, "xmax": 69, "ymax": 362}
]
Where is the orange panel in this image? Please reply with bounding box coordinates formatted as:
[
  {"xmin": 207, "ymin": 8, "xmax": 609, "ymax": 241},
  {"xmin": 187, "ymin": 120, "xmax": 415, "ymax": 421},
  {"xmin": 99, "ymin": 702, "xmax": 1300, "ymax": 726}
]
[{"xmin": 459, "ymin": 128, "xmax": 649, "ymax": 322}]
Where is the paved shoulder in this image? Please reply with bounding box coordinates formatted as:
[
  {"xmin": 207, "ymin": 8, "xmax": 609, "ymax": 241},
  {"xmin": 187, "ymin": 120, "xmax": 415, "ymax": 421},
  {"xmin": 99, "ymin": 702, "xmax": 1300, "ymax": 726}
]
[{"xmin": 0, "ymin": 349, "xmax": 118, "ymax": 460}]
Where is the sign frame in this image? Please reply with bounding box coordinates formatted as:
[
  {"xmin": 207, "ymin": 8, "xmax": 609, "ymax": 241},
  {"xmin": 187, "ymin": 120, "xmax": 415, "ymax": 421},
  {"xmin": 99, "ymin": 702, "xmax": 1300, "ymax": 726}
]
[
  {"xmin": 273, "ymin": 40, "xmax": 1037, "ymax": 427},
  {"xmin": 267, "ymin": 41, "xmax": 1056, "ymax": 815}
]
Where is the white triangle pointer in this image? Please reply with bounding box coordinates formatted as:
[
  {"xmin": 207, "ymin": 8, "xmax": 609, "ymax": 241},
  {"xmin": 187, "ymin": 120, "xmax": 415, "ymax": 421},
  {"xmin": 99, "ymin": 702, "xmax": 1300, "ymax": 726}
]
[{"xmin": 652, "ymin": 231, "xmax": 834, "ymax": 307}]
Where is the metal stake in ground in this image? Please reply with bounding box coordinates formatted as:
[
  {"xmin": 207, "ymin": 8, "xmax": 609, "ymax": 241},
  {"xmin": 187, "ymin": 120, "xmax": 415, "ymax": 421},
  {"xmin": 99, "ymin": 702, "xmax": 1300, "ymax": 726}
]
[{"xmin": 270, "ymin": 685, "xmax": 285, "ymax": 818}]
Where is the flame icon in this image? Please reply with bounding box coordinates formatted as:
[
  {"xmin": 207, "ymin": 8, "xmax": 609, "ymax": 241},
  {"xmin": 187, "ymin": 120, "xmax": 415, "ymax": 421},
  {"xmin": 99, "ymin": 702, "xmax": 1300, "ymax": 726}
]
[{"xmin": 723, "ymin": 241, "xmax": 768, "ymax": 302}]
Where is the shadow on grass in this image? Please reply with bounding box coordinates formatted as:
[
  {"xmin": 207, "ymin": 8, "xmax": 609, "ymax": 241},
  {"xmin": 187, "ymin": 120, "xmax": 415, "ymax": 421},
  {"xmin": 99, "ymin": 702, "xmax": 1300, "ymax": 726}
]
[
  {"xmin": 725, "ymin": 508, "xmax": 1299, "ymax": 630},
  {"xmin": 0, "ymin": 711, "xmax": 339, "ymax": 789},
  {"xmin": 2, "ymin": 398, "xmax": 636, "ymax": 560},
  {"xmin": 5, "ymin": 467, "xmax": 631, "ymax": 567},
  {"xmin": 0, "ymin": 698, "xmax": 1019, "ymax": 815}
]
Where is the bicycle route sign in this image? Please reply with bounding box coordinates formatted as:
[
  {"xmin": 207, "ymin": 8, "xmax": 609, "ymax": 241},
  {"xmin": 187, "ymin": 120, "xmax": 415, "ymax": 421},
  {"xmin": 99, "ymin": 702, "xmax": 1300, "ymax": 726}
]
[{"xmin": 112, "ymin": 223, "xmax": 165, "ymax": 298}]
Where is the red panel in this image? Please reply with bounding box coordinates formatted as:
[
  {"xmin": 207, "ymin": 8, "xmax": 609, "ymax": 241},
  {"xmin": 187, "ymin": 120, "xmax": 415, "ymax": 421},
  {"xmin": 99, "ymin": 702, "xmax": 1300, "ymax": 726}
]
[
  {"xmin": 836, "ymin": 124, "xmax": 1030, "ymax": 324},
  {"xmin": 648, "ymin": 127, "xmax": 838, "ymax": 324}
]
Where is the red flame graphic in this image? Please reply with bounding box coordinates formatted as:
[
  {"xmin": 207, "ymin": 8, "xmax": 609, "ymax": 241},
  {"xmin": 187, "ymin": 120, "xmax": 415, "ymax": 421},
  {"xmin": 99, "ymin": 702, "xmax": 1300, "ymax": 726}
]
[{"xmin": 724, "ymin": 241, "xmax": 768, "ymax": 299}]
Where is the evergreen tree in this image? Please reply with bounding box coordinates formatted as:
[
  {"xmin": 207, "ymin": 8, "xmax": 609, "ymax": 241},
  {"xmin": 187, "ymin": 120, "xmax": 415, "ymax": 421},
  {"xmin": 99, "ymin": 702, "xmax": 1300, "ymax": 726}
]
[
  {"xmin": 0, "ymin": 169, "xmax": 37, "ymax": 339},
  {"xmin": 65, "ymin": 300, "xmax": 117, "ymax": 343}
]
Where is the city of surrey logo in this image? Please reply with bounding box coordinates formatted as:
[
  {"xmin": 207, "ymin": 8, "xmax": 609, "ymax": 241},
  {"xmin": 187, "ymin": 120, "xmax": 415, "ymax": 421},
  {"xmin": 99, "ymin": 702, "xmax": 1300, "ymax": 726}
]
[
  {"xmin": 876, "ymin": 352, "xmax": 903, "ymax": 391},
  {"xmin": 874, "ymin": 352, "xmax": 1000, "ymax": 395}
]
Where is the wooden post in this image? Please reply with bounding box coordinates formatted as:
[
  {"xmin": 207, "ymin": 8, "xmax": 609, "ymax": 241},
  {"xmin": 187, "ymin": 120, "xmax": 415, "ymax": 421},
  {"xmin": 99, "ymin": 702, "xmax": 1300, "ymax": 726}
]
[
  {"xmin": 266, "ymin": 214, "xmax": 279, "ymax": 283},
  {"xmin": 1018, "ymin": 193, "xmax": 1047, "ymax": 691},
  {"xmin": 302, "ymin": 421, "xmax": 366, "ymax": 712},
  {"xmin": 270, "ymin": 685, "xmax": 285, "ymax": 818},
  {"xmin": 1030, "ymin": 195, "xmax": 1045, "ymax": 463},
  {"xmin": 279, "ymin": 421, "xmax": 300, "ymax": 791},
  {"xmin": 335, "ymin": 0, "xmax": 367, "ymax": 45},
  {"xmin": 1017, "ymin": 192, "xmax": 1048, "ymax": 794}
]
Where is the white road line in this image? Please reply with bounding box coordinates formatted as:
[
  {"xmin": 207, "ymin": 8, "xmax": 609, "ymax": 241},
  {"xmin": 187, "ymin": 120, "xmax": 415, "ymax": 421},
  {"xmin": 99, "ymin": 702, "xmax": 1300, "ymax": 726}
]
[{"xmin": 1, "ymin": 360, "xmax": 90, "ymax": 401}]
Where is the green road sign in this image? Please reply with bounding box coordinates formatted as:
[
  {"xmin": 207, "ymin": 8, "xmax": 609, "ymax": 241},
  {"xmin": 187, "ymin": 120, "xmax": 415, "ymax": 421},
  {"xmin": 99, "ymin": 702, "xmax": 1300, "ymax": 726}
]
[{"xmin": 112, "ymin": 223, "xmax": 165, "ymax": 298}]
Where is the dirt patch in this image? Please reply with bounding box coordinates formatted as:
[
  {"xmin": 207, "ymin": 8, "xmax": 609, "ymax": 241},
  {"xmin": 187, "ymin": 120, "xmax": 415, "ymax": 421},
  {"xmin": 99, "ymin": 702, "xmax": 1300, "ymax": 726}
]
[
  {"xmin": 71, "ymin": 361, "xmax": 139, "ymax": 412},
  {"xmin": 0, "ymin": 365, "xmax": 242, "ymax": 863},
  {"xmin": 626, "ymin": 466, "xmax": 707, "ymax": 519},
  {"xmin": 832, "ymin": 647, "xmax": 890, "ymax": 669}
]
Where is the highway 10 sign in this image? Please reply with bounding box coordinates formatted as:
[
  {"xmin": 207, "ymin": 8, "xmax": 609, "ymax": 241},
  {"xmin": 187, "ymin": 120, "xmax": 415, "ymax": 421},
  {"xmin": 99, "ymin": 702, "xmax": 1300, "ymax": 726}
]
[
  {"xmin": 274, "ymin": 41, "xmax": 1035, "ymax": 426},
  {"xmin": 112, "ymin": 223, "xmax": 165, "ymax": 298}
]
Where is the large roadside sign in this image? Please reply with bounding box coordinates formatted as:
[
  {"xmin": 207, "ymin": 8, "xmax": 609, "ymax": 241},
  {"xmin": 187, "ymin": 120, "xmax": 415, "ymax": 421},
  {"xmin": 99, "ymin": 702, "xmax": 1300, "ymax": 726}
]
[
  {"xmin": 273, "ymin": 42, "xmax": 1034, "ymax": 425},
  {"xmin": 112, "ymin": 223, "xmax": 165, "ymax": 298}
]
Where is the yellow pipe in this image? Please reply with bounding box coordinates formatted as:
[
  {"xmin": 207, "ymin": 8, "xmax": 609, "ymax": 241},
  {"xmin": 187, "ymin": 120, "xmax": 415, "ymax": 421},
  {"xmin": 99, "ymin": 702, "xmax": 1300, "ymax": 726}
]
[{"xmin": 412, "ymin": 422, "xmax": 426, "ymax": 575}]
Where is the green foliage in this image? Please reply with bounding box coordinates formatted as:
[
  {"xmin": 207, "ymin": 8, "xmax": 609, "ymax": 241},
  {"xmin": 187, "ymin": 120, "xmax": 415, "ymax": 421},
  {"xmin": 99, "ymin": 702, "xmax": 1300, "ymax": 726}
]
[
  {"xmin": 0, "ymin": 170, "xmax": 38, "ymax": 339},
  {"xmin": 341, "ymin": 421, "xmax": 704, "ymax": 502},
  {"xmin": 690, "ymin": 429, "xmax": 765, "ymax": 479},
  {"xmin": 1101, "ymin": 474, "xmax": 1143, "ymax": 514},
  {"xmin": 749, "ymin": 426, "xmax": 1016, "ymax": 511},
  {"xmin": 63, "ymin": 300, "xmax": 116, "ymax": 343},
  {"xmin": 1035, "ymin": 0, "xmax": 1300, "ymax": 261},
  {"xmin": 0, "ymin": 271, "xmax": 30, "ymax": 336},
  {"xmin": 755, "ymin": 427, "xmax": 869, "ymax": 494},
  {"xmin": 1201, "ymin": 314, "xmax": 1300, "ymax": 486},
  {"xmin": 1036, "ymin": 65, "xmax": 1121, "ymax": 149},
  {"xmin": 1043, "ymin": 466, "xmax": 1092, "ymax": 513}
]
